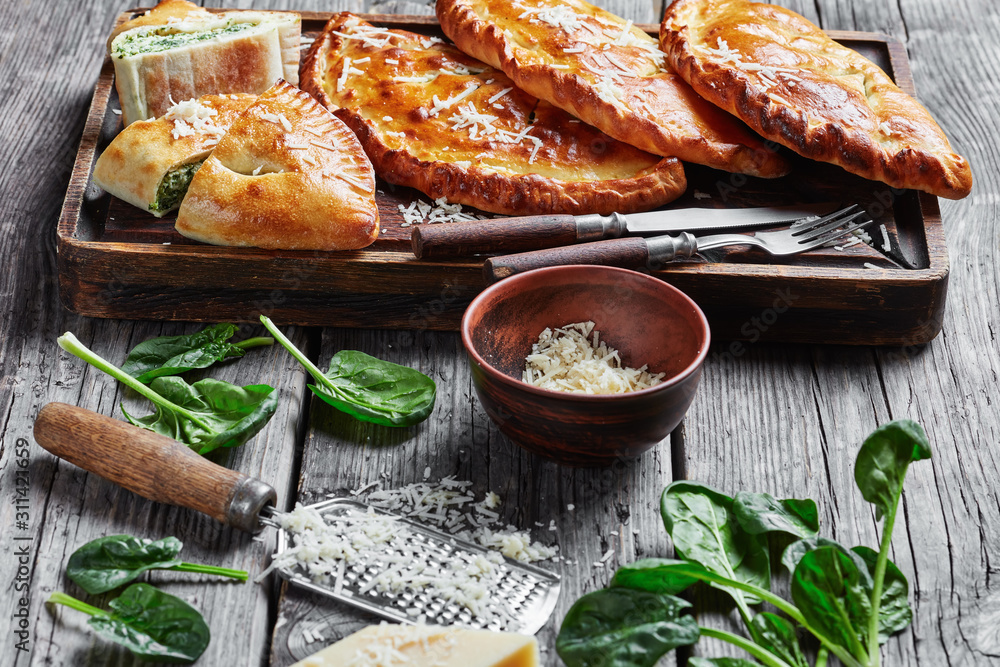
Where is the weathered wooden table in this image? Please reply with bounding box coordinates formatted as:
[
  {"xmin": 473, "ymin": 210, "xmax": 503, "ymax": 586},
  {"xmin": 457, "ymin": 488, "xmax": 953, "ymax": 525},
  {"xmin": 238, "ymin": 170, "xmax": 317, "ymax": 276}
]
[{"xmin": 1, "ymin": 0, "xmax": 997, "ymax": 665}]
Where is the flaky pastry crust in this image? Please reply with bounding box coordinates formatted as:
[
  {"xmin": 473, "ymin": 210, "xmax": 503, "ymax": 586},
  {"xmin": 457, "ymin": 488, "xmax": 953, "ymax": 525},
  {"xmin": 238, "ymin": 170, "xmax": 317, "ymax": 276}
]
[
  {"xmin": 660, "ymin": 0, "xmax": 972, "ymax": 199},
  {"xmin": 175, "ymin": 80, "xmax": 379, "ymax": 250},
  {"xmin": 436, "ymin": 0, "xmax": 789, "ymax": 178},
  {"xmin": 93, "ymin": 93, "xmax": 256, "ymax": 217},
  {"xmin": 299, "ymin": 13, "xmax": 686, "ymax": 216}
]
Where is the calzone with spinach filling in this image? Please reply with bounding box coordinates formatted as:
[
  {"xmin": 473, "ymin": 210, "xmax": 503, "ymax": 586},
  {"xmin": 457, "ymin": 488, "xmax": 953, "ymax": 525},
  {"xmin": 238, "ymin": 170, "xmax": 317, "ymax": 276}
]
[
  {"xmin": 108, "ymin": 0, "xmax": 300, "ymax": 125},
  {"xmin": 93, "ymin": 93, "xmax": 256, "ymax": 217}
]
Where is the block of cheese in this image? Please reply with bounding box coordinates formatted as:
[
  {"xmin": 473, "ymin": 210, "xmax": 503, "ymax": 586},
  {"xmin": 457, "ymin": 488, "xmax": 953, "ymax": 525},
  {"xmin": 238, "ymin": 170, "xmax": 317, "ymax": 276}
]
[{"xmin": 291, "ymin": 624, "xmax": 540, "ymax": 667}]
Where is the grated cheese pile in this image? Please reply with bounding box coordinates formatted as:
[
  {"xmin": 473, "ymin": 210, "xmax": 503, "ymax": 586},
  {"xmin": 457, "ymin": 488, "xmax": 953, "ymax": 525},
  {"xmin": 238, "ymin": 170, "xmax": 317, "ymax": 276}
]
[
  {"xmin": 164, "ymin": 97, "xmax": 226, "ymax": 141},
  {"xmin": 397, "ymin": 198, "xmax": 487, "ymax": 227},
  {"xmin": 262, "ymin": 478, "xmax": 558, "ymax": 629},
  {"xmin": 363, "ymin": 477, "xmax": 557, "ymax": 563},
  {"xmin": 523, "ymin": 321, "xmax": 665, "ymax": 394}
]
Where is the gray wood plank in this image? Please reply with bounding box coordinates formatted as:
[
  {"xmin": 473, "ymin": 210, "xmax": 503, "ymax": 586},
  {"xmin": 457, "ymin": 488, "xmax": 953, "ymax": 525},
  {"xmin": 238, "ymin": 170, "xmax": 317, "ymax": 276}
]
[
  {"xmin": 1, "ymin": 320, "xmax": 310, "ymax": 667},
  {"xmin": 267, "ymin": 327, "xmax": 677, "ymax": 666},
  {"xmin": 679, "ymin": 0, "xmax": 1000, "ymax": 662}
]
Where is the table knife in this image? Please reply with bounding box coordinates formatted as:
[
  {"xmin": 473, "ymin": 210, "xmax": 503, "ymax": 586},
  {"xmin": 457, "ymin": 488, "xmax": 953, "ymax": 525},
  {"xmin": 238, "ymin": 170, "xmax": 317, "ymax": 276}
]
[{"xmin": 411, "ymin": 203, "xmax": 835, "ymax": 259}]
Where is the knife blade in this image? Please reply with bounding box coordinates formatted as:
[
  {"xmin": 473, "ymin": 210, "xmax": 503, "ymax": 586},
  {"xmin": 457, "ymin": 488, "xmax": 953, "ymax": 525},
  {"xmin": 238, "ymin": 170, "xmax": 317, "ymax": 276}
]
[{"xmin": 411, "ymin": 203, "xmax": 836, "ymax": 259}]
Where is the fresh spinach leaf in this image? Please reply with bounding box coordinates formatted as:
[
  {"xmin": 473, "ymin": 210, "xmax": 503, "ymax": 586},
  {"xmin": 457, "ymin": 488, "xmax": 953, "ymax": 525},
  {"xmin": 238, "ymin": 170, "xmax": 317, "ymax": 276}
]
[
  {"xmin": 48, "ymin": 583, "xmax": 210, "ymax": 663},
  {"xmin": 782, "ymin": 537, "xmax": 871, "ymax": 580},
  {"xmin": 121, "ymin": 377, "xmax": 277, "ymax": 455},
  {"xmin": 852, "ymin": 546, "xmax": 913, "ymax": 643},
  {"xmin": 734, "ymin": 492, "xmax": 819, "ymax": 538},
  {"xmin": 791, "ymin": 546, "xmax": 872, "ymax": 662},
  {"xmin": 661, "ymin": 481, "xmax": 771, "ymax": 606},
  {"xmin": 121, "ymin": 323, "xmax": 273, "ymax": 383},
  {"xmin": 58, "ymin": 333, "xmax": 277, "ymax": 455},
  {"xmin": 556, "ymin": 587, "xmax": 699, "ymax": 667},
  {"xmin": 68, "ymin": 535, "xmax": 248, "ymax": 595},
  {"xmin": 261, "ymin": 316, "xmax": 436, "ymax": 427},
  {"xmin": 855, "ymin": 419, "xmax": 929, "ymax": 662},
  {"xmin": 750, "ymin": 612, "xmax": 808, "ymax": 667},
  {"xmin": 611, "ymin": 558, "xmax": 705, "ymax": 595},
  {"xmin": 855, "ymin": 420, "xmax": 931, "ymax": 521}
]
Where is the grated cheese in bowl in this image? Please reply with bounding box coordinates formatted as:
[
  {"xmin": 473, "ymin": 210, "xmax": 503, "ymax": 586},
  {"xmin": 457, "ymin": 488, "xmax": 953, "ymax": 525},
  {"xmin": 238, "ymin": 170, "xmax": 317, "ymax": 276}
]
[{"xmin": 523, "ymin": 321, "xmax": 665, "ymax": 394}]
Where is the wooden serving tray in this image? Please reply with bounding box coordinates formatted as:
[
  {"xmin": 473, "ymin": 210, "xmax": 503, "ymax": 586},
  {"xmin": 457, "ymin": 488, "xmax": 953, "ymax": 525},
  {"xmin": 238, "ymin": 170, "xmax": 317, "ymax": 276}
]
[{"xmin": 58, "ymin": 11, "xmax": 947, "ymax": 345}]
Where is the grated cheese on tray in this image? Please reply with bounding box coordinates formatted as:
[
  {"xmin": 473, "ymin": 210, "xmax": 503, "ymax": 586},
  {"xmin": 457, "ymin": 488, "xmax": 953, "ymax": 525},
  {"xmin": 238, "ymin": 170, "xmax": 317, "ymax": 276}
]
[{"xmin": 523, "ymin": 321, "xmax": 665, "ymax": 393}]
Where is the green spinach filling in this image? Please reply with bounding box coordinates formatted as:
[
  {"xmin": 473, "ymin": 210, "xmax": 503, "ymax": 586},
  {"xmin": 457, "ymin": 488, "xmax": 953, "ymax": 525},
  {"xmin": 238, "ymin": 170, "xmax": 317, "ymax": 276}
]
[
  {"xmin": 151, "ymin": 161, "xmax": 203, "ymax": 213},
  {"xmin": 114, "ymin": 22, "xmax": 256, "ymax": 59}
]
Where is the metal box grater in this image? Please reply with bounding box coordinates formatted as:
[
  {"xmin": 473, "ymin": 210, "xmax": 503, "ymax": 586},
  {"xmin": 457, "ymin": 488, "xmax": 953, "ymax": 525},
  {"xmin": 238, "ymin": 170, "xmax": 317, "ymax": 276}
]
[{"xmin": 270, "ymin": 498, "xmax": 561, "ymax": 635}]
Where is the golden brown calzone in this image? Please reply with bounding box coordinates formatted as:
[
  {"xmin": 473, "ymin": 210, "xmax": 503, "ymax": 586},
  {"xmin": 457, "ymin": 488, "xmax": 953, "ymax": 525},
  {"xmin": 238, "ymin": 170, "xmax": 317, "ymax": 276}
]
[
  {"xmin": 660, "ymin": 0, "xmax": 972, "ymax": 199},
  {"xmin": 108, "ymin": 0, "xmax": 300, "ymax": 125},
  {"xmin": 175, "ymin": 80, "xmax": 379, "ymax": 250},
  {"xmin": 436, "ymin": 0, "xmax": 789, "ymax": 178},
  {"xmin": 92, "ymin": 93, "xmax": 256, "ymax": 217},
  {"xmin": 300, "ymin": 13, "xmax": 687, "ymax": 216}
]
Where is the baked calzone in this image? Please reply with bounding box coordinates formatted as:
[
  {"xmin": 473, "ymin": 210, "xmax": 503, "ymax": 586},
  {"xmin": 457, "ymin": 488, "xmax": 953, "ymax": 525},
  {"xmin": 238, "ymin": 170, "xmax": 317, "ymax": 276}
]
[
  {"xmin": 300, "ymin": 14, "xmax": 687, "ymax": 216},
  {"xmin": 108, "ymin": 0, "xmax": 300, "ymax": 125},
  {"xmin": 660, "ymin": 0, "xmax": 972, "ymax": 199},
  {"xmin": 175, "ymin": 80, "xmax": 379, "ymax": 250},
  {"xmin": 436, "ymin": 0, "xmax": 789, "ymax": 178},
  {"xmin": 93, "ymin": 93, "xmax": 256, "ymax": 217}
]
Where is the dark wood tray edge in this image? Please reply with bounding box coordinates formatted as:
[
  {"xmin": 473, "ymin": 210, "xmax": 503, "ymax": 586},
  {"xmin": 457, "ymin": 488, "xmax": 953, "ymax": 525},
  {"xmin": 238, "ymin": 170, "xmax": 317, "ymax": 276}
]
[{"xmin": 56, "ymin": 14, "xmax": 948, "ymax": 346}]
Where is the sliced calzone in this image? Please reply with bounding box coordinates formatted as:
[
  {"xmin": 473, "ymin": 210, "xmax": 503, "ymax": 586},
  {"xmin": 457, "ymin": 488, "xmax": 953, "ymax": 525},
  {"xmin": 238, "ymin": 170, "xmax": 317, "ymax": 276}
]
[
  {"xmin": 93, "ymin": 93, "xmax": 256, "ymax": 217},
  {"xmin": 436, "ymin": 0, "xmax": 790, "ymax": 178},
  {"xmin": 660, "ymin": 0, "xmax": 973, "ymax": 199},
  {"xmin": 300, "ymin": 14, "xmax": 687, "ymax": 216},
  {"xmin": 175, "ymin": 80, "xmax": 379, "ymax": 251},
  {"xmin": 108, "ymin": 0, "xmax": 300, "ymax": 125}
]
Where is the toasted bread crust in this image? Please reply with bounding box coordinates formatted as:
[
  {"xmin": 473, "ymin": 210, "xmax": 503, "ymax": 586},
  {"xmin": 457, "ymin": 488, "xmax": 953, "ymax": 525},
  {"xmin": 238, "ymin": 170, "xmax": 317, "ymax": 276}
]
[
  {"xmin": 660, "ymin": 0, "xmax": 972, "ymax": 199},
  {"xmin": 93, "ymin": 93, "xmax": 256, "ymax": 216},
  {"xmin": 436, "ymin": 0, "xmax": 789, "ymax": 178},
  {"xmin": 300, "ymin": 13, "xmax": 686, "ymax": 216},
  {"xmin": 175, "ymin": 80, "xmax": 379, "ymax": 250}
]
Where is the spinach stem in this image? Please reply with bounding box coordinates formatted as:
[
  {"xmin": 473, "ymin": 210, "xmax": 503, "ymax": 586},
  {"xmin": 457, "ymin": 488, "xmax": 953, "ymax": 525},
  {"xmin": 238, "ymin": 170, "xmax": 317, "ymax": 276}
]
[
  {"xmin": 57, "ymin": 333, "xmax": 213, "ymax": 431},
  {"xmin": 169, "ymin": 562, "xmax": 249, "ymax": 581},
  {"xmin": 698, "ymin": 626, "xmax": 793, "ymax": 667},
  {"xmin": 233, "ymin": 337, "xmax": 274, "ymax": 350},
  {"xmin": 816, "ymin": 646, "xmax": 830, "ymax": 667},
  {"xmin": 259, "ymin": 316, "xmax": 333, "ymax": 391},
  {"xmin": 868, "ymin": 492, "xmax": 901, "ymax": 666},
  {"xmin": 48, "ymin": 591, "xmax": 103, "ymax": 617},
  {"xmin": 668, "ymin": 563, "xmax": 866, "ymax": 667}
]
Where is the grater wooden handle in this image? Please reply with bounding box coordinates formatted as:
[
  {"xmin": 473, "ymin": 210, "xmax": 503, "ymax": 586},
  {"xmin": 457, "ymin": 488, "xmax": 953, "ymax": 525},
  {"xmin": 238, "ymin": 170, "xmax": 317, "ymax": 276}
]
[{"xmin": 33, "ymin": 402, "xmax": 275, "ymax": 533}]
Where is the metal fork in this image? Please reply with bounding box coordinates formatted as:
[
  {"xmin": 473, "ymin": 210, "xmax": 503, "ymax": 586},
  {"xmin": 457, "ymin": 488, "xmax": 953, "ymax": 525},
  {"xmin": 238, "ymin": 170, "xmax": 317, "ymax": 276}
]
[{"xmin": 484, "ymin": 205, "xmax": 871, "ymax": 282}]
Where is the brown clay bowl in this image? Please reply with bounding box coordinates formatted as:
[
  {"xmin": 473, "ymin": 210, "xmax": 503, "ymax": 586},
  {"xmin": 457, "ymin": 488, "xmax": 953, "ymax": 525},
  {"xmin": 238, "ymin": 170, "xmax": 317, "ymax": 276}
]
[{"xmin": 461, "ymin": 265, "xmax": 710, "ymax": 467}]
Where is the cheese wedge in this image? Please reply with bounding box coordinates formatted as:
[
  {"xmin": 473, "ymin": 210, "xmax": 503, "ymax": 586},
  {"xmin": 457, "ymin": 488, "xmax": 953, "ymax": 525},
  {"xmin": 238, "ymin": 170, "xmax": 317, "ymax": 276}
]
[
  {"xmin": 108, "ymin": 0, "xmax": 300, "ymax": 125},
  {"xmin": 291, "ymin": 625, "xmax": 540, "ymax": 667},
  {"xmin": 93, "ymin": 93, "xmax": 256, "ymax": 217},
  {"xmin": 300, "ymin": 14, "xmax": 686, "ymax": 216},
  {"xmin": 175, "ymin": 80, "xmax": 379, "ymax": 250}
]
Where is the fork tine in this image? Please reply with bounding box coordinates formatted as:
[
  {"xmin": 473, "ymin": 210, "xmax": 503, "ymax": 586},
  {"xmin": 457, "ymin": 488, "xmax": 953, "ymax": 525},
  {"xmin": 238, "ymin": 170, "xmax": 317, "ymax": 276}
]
[
  {"xmin": 793, "ymin": 211, "xmax": 868, "ymax": 241},
  {"xmin": 789, "ymin": 204, "xmax": 859, "ymax": 231},
  {"xmin": 798, "ymin": 220, "xmax": 872, "ymax": 251}
]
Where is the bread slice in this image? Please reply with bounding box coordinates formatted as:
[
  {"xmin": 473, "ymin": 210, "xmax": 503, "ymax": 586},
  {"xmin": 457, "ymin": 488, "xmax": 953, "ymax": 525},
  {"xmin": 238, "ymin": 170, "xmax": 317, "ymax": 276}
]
[
  {"xmin": 660, "ymin": 0, "xmax": 972, "ymax": 199},
  {"xmin": 93, "ymin": 93, "xmax": 256, "ymax": 217},
  {"xmin": 108, "ymin": 0, "xmax": 300, "ymax": 125},
  {"xmin": 175, "ymin": 80, "xmax": 379, "ymax": 250},
  {"xmin": 436, "ymin": 0, "xmax": 789, "ymax": 178},
  {"xmin": 300, "ymin": 13, "xmax": 686, "ymax": 216}
]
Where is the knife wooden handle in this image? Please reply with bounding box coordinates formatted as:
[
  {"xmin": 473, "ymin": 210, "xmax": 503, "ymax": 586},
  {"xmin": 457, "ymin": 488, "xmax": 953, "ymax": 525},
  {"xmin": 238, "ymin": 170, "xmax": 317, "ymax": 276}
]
[
  {"xmin": 412, "ymin": 214, "xmax": 581, "ymax": 259},
  {"xmin": 484, "ymin": 237, "xmax": 651, "ymax": 282},
  {"xmin": 33, "ymin": 402, "xmax": 276, "ymax": 533}
]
